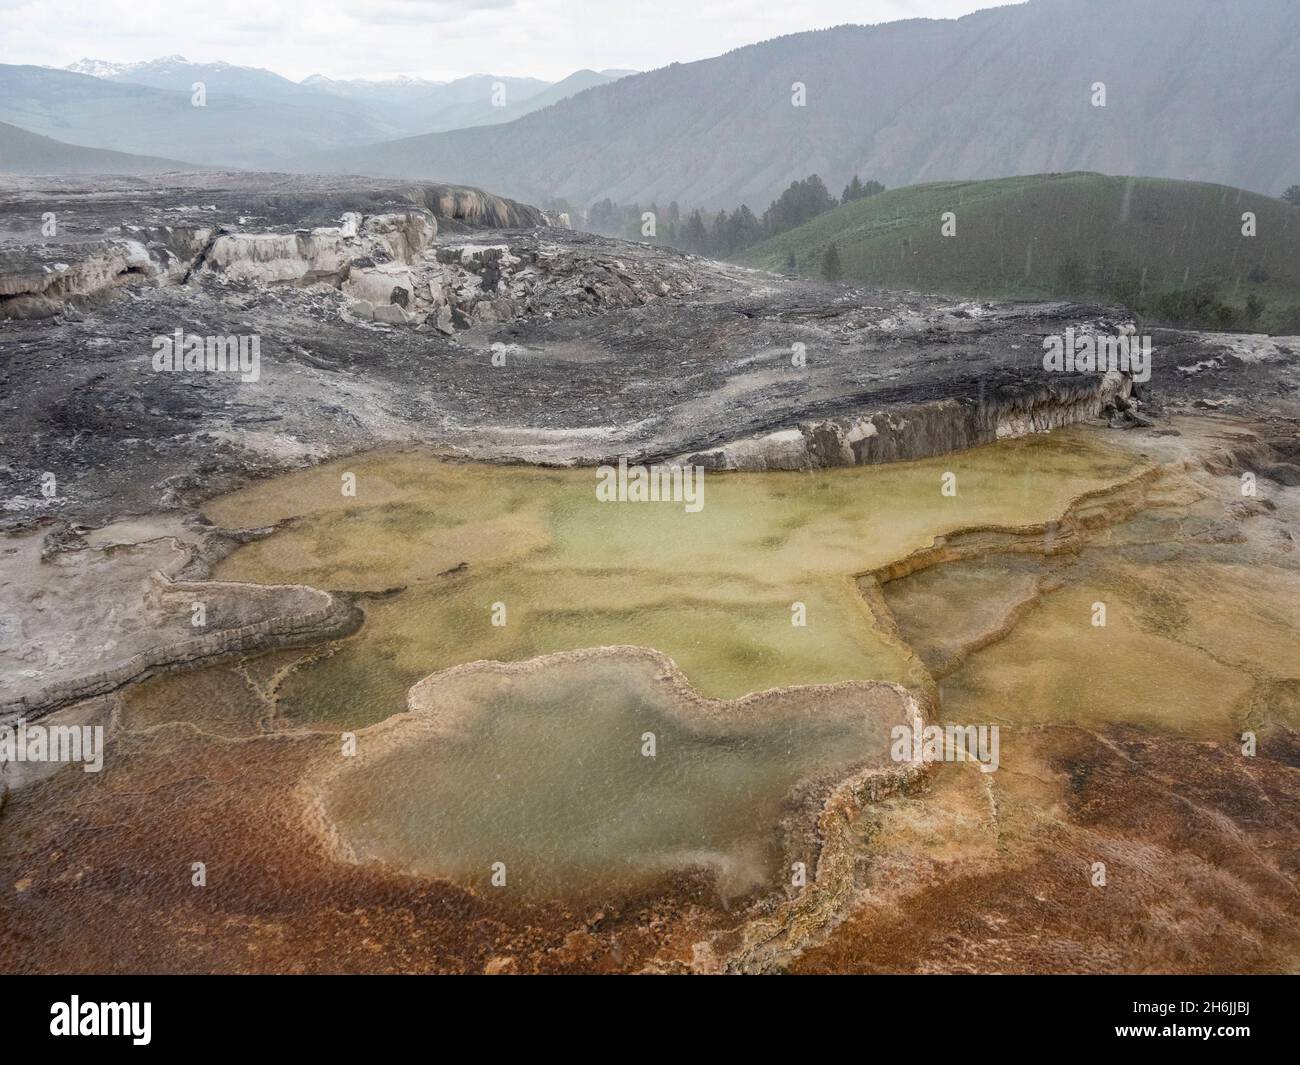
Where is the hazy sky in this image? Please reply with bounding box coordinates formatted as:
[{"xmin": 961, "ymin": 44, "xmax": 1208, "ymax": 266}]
[{"xmin": 1, "ymin": 0, "xmax": 1003, "ymax": 82}]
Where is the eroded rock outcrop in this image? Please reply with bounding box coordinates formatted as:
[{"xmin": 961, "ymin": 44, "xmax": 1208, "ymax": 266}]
[
  {"xmin": 400, "ymin": 183, "xmax": 545, "ymax": 229},
  {"xmin": 681, "ymin": 373, "xmax": 1135, "ymax": 470},
  {"xmin": 343, "ymin": 235, "xmax": 696, "ymax": 326},
  {"xmin": 205, "ymin": 210, "xmax": 436, "ymax": 286},
  {"xmin": 0, "ymin": 216, "xmax": 437, "ymax": 318},
  {"xmin": 0, "ymin": 173, "xmax": 533, "ymax": 318},
  {"xmin": 0, "ymin": 239, "xmax": 162, "ymax": 318}
]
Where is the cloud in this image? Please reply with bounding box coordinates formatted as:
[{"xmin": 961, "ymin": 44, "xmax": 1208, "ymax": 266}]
[{"xmin": 367, "ymin": 0, "xmax": 516, "ymax": 24}]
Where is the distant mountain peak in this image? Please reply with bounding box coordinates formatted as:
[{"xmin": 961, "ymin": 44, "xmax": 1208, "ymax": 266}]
[
  {"xmin": 381, "ymin": 74, "xmax": 443, "ymax": 86},
  {"xmin": 64, "ymin": 58, "xmax": 137, "ymax": 78},
  {"xmin": 65, "ymin": 54, "xmax": 195, "ymax": 79},
  {"xmin": 303, "ymin": 72, "xmax": 445, "ymax": 88}
]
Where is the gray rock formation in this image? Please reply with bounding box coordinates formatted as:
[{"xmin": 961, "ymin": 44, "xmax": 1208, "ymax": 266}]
[
  {"xmin": 2, "ymin": 172, "xmax": 1297, "ymax": 532},
  {"xmin": 0, "ymin": 173, "xmax": 541, "ymax": 319}
]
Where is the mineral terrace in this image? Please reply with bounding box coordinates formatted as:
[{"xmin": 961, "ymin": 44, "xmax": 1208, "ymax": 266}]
[{"xmin": 1, "ymin": 173, "xmax": 1298, "ymax": 974}]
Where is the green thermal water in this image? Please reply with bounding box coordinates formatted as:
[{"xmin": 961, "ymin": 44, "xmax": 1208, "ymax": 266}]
[
  {"xmin": 120, "ymin": 428, "xmax": 1155, "ymax": 896},
  {"xmin": 883, "ymin": 486, "xmax": 1300, "ymax": 740},
  {"xmin": 198, "ymin": 430, "xmax": 1141, "ymax": 729},
  {"xmin": 322, "ymin": 654, "xmax": 893, "ymax": 898}
]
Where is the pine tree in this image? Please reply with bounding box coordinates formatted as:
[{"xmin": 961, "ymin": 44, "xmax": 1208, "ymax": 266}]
[
  {"xmin": 684, "ymin": 210, "xmax": 708, "ymax": 253},
  {"xmin": 803, "ymin": 175, "xmax": 837, "ymax": 215},
  {"xmin": 762, "ymin": 175, "xmax": 840, "ymax": 236},
  {"xmin": 821, "ymin": 242, "xmax": 843, "ymax": 282},
  {"xmin": 783, "ymin": 251, "xmax": 798, "ymax": 276},
  {"xmin": 710, "ymin": 209, "xmax": 730, "ymax": 254},
  {"xmin": 728, "ymin": 204, "xmax": 762, "ymax": 251}
]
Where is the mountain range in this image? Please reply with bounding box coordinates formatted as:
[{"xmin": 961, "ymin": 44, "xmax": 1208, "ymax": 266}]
[
  {"xmin": 73, "ymin": 56, "xmax": 636, "ymax": 134},
  {"xmin": 0, "ymin": 57, "xmax": 633, "ymax": 169},
  {"xmin": 290, "ymin": 0, "xmax": 1300, "ymax": 208},
  {"xmin": 2, "ymin": 0, "xmax": 1296, "ymax": 211}
]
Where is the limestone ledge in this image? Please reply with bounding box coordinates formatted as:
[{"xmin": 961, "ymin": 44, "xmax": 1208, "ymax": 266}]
[
  {"xmin": 0, "ymin": 521, "xmax": 363, "ymax": 721},
  {"xmin": 680, "ymin": 372, "xmax": 1133, "ymax": 471},
  {"xmin": 0, "ymin": 586, "xmax": 360, "ymax": 722}
]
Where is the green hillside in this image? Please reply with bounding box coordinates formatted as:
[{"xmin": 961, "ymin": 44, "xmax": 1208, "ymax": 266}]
[{"xmin": 739, "ymin": 173, "xmax": 1300, "ymax": 333}]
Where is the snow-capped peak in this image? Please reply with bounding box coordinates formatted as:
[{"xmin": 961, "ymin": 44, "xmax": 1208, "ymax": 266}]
[{"xmin": 65, "ymin": 58, "xmax": 137, "ymax": 78}]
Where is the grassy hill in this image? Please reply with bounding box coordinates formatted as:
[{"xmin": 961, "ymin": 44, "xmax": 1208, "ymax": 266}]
[{"xmin": 739, "ymin": 173, "xmax": 1300, "ymax": 333}]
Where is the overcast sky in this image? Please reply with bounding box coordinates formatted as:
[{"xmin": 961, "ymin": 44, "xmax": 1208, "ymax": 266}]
[{"xmin": 1, "ymin": 0, "xmax": 1003, "ymax": 82}]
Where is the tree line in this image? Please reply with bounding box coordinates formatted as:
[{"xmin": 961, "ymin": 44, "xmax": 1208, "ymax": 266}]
[{"xmin": 554, "ymin": 173, "xmax": 883, "ymax": 267}]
